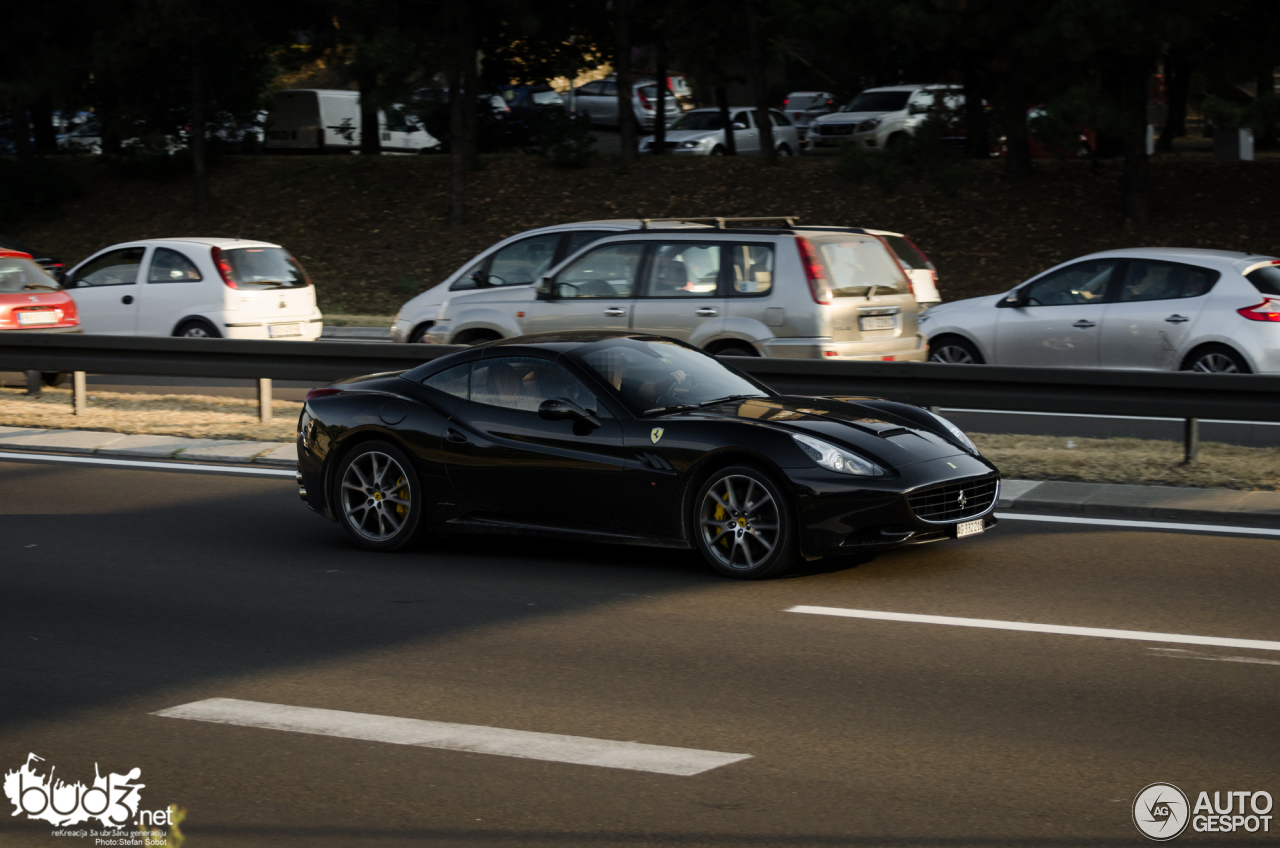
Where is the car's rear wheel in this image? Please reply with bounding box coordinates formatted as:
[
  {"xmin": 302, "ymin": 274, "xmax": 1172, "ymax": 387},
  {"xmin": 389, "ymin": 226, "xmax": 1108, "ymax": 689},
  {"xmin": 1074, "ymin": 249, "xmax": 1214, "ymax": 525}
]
[
  {"xmin": 175, "ymin": 319, "xmax": 221, "ymax": 338},
  {"xmin": 693, "ymin": 465, "xmax": 798, "ymax": 579},
  {"xmin": 336, "ymin": 440, "xmax": 423, "ymax": 551},
  {"xmin": 1182, "ymin": 344, "xmax": 1251, "ymax": 374},
  {"xmin": 710, "ymin": 145, "xmax": 726, "ymax": 156},
  {"xmin": 777, "ymin": 144, "xmax": 793, "ymax": 157},
  {"xmin": 929, "ymin": 337, "xmax": 983, "ymax": 364},
  {"xmin": 713, "ymin": 344, "xmax": 756, "ymax": 358}
]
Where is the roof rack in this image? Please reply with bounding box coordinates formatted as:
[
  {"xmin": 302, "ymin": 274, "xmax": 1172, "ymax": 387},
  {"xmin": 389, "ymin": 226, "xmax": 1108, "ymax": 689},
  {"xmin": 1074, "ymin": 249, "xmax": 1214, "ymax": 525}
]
[{"xmin": 640, "ymin": 216, "xmax": 800, "ymax": 230}]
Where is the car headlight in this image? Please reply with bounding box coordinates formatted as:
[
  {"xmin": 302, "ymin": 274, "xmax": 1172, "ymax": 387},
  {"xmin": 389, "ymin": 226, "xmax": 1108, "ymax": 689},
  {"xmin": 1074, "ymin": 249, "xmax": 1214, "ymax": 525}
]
[
  {"xmin": 792, "ymin": 433, "xmax": 883, "ymax": 476},
  {"xmin": 857, "ymin": 118, "xmax": 881, "ymax": 132},
  {"xmin": 927, "ymin": 410, "xmax": 978, "ymax": 454},
  {"xmin": 680, "ymin": 140, "xmax": 701, "ymax": 148}
]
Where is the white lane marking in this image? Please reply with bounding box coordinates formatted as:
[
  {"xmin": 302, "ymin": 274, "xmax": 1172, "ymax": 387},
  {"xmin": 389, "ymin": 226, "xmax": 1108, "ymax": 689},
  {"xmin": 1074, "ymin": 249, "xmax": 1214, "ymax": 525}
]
[
  {"xmin": 0, "ymin": 451, "xmax": 294, "ymax": 477},
  {"xmin": 994, "ymin": 512, "xmax": 1280, "ymax": 537},
  {"xmin": 1149, "ymin": 647, "xmax": 1280, "ymax": 667},
  {"xmin": 785, "ymin": 606, "xmax": 1280, "ymax": 652},
  {"xmin": 940, "ymin": 408, "xmax": 1280, "ymax": 427},
  {"xmin": 152, "ymin": 698, "xmax": 751, "ymax": 776}
]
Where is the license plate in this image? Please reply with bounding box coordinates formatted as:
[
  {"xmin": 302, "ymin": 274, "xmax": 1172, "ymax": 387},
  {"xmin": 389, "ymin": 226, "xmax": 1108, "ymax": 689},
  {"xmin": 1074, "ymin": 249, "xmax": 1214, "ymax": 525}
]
[
  {"xmin": 956, "ymin": 519, "xmax": 985, "ymax": 538},
  {"xmin": 860, "ymin": 315, "xmax": 897, "ymax": 331},
  {"xmin": 268, "ymin": 323, "xmax": 302, "ymax": 338},
  {"xmin": 17, "ymin": 310, "xmax": 57, "ymax": 326}
]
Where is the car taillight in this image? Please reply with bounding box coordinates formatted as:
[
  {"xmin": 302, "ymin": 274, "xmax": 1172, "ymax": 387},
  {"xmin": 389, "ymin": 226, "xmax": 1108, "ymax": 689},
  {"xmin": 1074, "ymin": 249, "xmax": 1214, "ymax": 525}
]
[
  {"xmin": 796, "ymin": 237, "xmax": 832, "ymax": 305},
  {"xmin": 906, "ymin": 236, "xmax": 937, "ymax": 272},
  {"xmin": 783, "ymin": 98, "xmax": 790, "ymax": 107},
  {"xmin": 637, "ymin": 89, "xmax": 651, "ymax": 109},
  {"xmin": 1238, "ymin": 300, "xmax": 1280, "ymax": 322},
  {"xmin": 305, "ymin": 387, "xmax": 342, "ymax": 402},
  {"xmin": 210, "ymin": 247, "xmax": 238, "ymax": 289}
]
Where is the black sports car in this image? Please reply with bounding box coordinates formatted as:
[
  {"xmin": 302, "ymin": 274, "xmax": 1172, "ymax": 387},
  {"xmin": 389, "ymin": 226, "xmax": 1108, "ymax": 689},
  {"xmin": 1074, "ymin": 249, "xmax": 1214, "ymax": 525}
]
[{"xmin": 297, "ymin": 332, "xmax": 999, "ymax": 579}]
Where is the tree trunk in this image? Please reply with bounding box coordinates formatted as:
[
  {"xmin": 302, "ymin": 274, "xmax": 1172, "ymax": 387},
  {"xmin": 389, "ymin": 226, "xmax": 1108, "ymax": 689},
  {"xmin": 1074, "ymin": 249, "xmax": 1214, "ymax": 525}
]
[
  {"xmin": 191, "ymin": 49, "xmax": 210, "ymax": 217},
  {"xmin": 448, "ymin": 67, "xmax": 466, "ymax": 225},
  {"xmin": 462, "ymin": 46, "xmax": 478, "ymax": 171},
  {"xmin": 962, "ymin": 59, "xmax": 989, "ymax": 160},
  {"xmin": 1122, "ymin": 58, "xmax": 1150, "ymax": 228},
  {"xmin": 1157, "ymin": 58, "xmax": 1190, "ymax": 153},
  {"xmin": 652, "ymin": 40, "xmax": 667, "ymax": 155},
  {"xmin": 1256, "ymin": 65, "xmax": 1278, "ymax": 149},
  {"xmin": 614, "ymin": 0, "xmax": 636, "ymax": 164},
  {"xmin": 31, "ymin": 97, "xmax": 57, "ymax": 155},
  {"xmin": 1002, "ymin": 79, "xmax": 1031, "ymax": 180},
  {"xmin": 715, "ymin": 87, "xmax": 735, "ymax": 155},
  {"xmin": 747, "ymin": 1, "xmax": 777, "ymax": 165},
  {"xmin": 359, "ymin": 68, "xmax": 381, "ymax": 156}
]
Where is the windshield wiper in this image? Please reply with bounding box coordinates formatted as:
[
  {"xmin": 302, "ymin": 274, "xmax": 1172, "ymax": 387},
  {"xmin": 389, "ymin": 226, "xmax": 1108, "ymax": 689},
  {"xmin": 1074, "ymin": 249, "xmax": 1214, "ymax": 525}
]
[
  {"xmin": 696, "ymin": 394, "xmax": 765, "ymax": 408},
  {"xmin": 643, "ymin": 403, "xmax": 699, "ymax": 415}
]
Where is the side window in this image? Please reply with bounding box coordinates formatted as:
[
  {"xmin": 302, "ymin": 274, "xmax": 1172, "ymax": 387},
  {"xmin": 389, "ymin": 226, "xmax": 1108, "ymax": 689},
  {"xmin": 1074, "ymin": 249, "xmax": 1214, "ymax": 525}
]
[
  {"xmin": 731, "ymin": 111, "xmax": 751, "ymax": 128},
  {"xmin": 770, "ymin": 111, "xmax": 791, "ymax": 127},
  {"xmin": 601, "ymin": 81, "xmax": 618, "ymax": 97},
  {"xmin": 487, "ymin": 233, "xmax": 560, "ymax": 287},
  {"xmin": 643, "ymin": 243, "xmax": 721, "ymax": 297},
  {"xmin": 424, "ymin": 363, "xmax": 470, "ymax": 399},
  {"xmin": 1023, "ymin": 260, "xmax": 1118, "ymax": 306},
  {"xmin": 383, "ymin": 109, "xmax": 411, "ymax": 133},
  {"xmin": 729, "ymin": 245, "xmax": 775, "ymax": 296},
  {"xmin": 1120, "ymin": 261, "xmax": 1219, "ymax": 302},
  {"xmin": 471, "ymin": 356, "xmax": 598, "ymax": 413},
  {"xmin": 147, "ymin": 248, "xmax": 203, "ymax": 283},
  {"xmin": 552, "ymin": 243, "xmax": 643, "ymax": 298},
  {"xmin": 450, "ymin": 257, "xmax": 486, "ymax": 291},
  {"xmin": 70, "ymin": 247, "xmax": 145, "ymax": 287},
  {"xmin": 565, "ymin": 229, "xmax": 614, "ymax": 257},
  {"xmin": 578, "ymin": 81, "xmax": 603, "ymax": 97}
]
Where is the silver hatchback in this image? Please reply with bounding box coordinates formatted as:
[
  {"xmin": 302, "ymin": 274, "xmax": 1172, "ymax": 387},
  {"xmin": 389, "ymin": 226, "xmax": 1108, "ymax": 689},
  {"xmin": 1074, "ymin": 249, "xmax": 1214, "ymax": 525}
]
[{"xmin": 423, "ymin": 220, "xmax": 927, "ymax": 361}]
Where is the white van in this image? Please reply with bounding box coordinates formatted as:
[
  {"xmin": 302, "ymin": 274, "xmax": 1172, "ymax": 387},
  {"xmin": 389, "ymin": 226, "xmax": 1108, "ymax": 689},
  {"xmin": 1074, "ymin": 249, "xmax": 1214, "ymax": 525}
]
[{"xmin": 265, "ymin": 89, "xmax": 440, "ymax": 153}]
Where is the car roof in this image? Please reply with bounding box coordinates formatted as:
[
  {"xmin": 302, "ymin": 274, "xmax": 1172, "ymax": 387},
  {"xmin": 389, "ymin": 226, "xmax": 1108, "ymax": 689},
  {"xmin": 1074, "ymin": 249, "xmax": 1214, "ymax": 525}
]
[
  {"xmin": 686, "ymin": 106, "xmax": 776, "ymax": 112},
  {"xmin": 482, "ymin": 330, "xmax": 672, "ymax": 354},
  {"xmin": 860, "ymin": 84, "xmax": 960, "ymax": 93},
  {"xmin": 147, "ymin": 237, "xmax": 283, "ymax": 249},
  {"xmin": 1075, "ymin": 247, "xmax": 1277, "ymax": 270}
]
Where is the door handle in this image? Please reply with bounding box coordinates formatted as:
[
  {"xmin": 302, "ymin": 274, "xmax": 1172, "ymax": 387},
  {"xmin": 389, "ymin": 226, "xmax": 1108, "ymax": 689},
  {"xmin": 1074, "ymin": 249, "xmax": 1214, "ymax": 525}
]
[
  {"xmin": 603, "ymin": 307, "xmax": 626, "ymax": 317},
  {"xmin": 445, "ymin": 428, "xmax": 468, "ymax": 444},
  {"xmin": 1165, "ymin": 314, "xmax": 1190, "ymax": 324},
  {"xmin": 696, "ymin": 307, "xmax": 719, "ymax": 317},
  {"xmin": 1071, "ymin": 320, "xmax": 1096, "ymax": 329},
  {"xmin": 122, "ymin": 295, "xmax": 133, "ymax": 305}
]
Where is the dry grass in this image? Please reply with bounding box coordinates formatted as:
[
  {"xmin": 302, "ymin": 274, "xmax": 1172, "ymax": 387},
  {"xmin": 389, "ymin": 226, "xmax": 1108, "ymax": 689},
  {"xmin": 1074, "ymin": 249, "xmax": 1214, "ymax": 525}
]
[
  {"xmin": 972, "ymin": 433, "xmax": 1280, "ymax": 491},
  {"xmin": 0, "ymin": 386, "xmax": 298, "ymax": 442},
  {"xmin": 324, "ymin": 313, "xmax": 396, "ymax": 326}
]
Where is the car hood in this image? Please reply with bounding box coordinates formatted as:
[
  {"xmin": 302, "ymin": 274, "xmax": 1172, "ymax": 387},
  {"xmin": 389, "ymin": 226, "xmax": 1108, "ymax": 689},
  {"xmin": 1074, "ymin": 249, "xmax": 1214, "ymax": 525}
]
[
  {"xmin": 922, "ymin": 293, "xmax": 1003, "ymax": 319},
  {"xmin": 667, "ymin": 395, "xmax": 970, "ymax": 469},
  {"xmin": 812, "ymin": 111, "xmax": 890, "ymax": 125},
  {"xmin": 644, "ymin": 129, "xmax": 719, "ymax": 143}
]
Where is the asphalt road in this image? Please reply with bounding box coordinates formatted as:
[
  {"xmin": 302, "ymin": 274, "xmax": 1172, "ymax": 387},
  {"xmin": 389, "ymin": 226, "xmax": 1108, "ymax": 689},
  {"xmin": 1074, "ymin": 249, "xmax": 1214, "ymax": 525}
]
[{"xmin": 2, "ymin": 456, "xmax": 1278, "ymax": 846}]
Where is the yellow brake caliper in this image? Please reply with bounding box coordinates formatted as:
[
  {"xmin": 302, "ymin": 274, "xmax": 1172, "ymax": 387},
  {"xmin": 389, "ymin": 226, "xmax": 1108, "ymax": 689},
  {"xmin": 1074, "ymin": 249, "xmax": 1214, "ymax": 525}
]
[
  {"xmin": 714, "ymin": 503, "xmax": 729, "ymax": 548},
  {"xmin": 393, "ymin": 476, "xmax": 407, "ymax": 516}
]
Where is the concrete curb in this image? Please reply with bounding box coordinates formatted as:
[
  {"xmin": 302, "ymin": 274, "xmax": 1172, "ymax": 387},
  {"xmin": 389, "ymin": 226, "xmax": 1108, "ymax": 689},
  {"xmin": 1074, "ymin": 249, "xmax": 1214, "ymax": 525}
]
[
  {"xmin": 998, "ymin": 479, "xmax": 1280, "ymax": 529},
  {"xmin": 0, "ymin": 425, "xmax": 294, "ymax": 467}
]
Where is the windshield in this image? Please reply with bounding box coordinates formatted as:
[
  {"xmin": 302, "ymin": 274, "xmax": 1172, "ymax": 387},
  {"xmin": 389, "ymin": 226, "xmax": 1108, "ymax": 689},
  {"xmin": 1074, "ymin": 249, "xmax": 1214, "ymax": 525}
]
[
  {"xmin": 531, "ymin": 89, "xmax": 564, "ymax": 106},
  {"xmin": 572, "ymin": 337, "xmax": 770, "ymax": 414},
  {"xmin": 841, "ymin": 91, "xmax": 911, "ymax": 113},
  {"xmin": 219, "ymin": 247, "xmax": 310, "ymax": 290},
  {"xmin": 671, "ymin": 112, "xmax": 725, "ymax": 131},
  {"xmin": 1246, "ymin": 263, "xmax": 1280, "ymax": 297},
  {"xmin": 0, "ymin": 257, "xmax": 60, "ymax": 292}
]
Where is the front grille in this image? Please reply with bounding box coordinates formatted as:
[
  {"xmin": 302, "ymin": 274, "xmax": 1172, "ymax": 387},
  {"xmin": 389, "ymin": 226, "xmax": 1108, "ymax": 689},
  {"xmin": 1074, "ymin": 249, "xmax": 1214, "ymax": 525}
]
[
  {"xmin": 816, "ymin": 123, "xmax": 856, "ymax": 136},
  {"xmin": 908, "ymin": 477, "xmax": 998, "ymax": 523}
]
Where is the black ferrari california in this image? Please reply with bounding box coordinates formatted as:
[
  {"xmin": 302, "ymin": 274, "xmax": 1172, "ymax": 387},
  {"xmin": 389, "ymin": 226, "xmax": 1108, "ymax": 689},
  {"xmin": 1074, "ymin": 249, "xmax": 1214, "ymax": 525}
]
[{"xmin": 296, "ymin": 332, "xmax": 999, "ymax": 579}]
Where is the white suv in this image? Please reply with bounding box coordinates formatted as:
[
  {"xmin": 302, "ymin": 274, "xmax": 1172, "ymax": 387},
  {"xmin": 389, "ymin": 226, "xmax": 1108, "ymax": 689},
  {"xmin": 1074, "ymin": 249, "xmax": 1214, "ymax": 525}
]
[{"xmin": 808, "ymin": 85, "xmax": 963, "ymax": 152}]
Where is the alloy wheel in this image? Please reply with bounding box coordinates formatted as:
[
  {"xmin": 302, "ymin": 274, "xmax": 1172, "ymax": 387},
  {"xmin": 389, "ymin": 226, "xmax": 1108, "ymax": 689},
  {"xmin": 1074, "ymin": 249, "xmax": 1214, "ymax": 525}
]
[
  {"xmin": 1191, "ymin": 353, "xmax": 1241, "ymax": 373},
  {"xmin": 930, "ymin": 344, "xmax": 976, "ymax": 364},
  {"xmin": 182, "ymin": 326, "xmax": 212, "ymax": 338},
  {"xmin": 340, "ymin": 450, "xmax": 412, "ymax": 542},
  {"xmin": 698, "ymin": 474, "xmax": 781, "ymax": 571}
]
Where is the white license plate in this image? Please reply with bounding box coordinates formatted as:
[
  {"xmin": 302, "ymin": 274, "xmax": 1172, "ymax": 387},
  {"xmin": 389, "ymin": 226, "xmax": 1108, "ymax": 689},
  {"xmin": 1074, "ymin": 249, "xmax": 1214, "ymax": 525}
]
[
  {"xmin": 956, "ymin": 519, "xmax": 985, "ymax": 538},
  {"xmin": 268, "ymin": 323, "xmax": 302, "ymax": 338},
  {"xmin": 859, "ymin": 315, "xmax": 897, "ymax": 331},
  {"xmin": 17, "ymin": 310, "xmax": 57, "ymax": 326}
]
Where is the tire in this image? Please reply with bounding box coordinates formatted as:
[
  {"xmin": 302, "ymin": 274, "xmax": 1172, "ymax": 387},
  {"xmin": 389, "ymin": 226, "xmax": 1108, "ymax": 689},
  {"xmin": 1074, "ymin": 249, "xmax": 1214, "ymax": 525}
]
[
  {"xmin": 710, "ymin": 145, "xmax": 725, "ymax": 156},
  {"xmin": 175, "ymin": 319, "xmax": 221, "ymax": 339},
  {"xmin": 692, "ymin": 465, "xmax": 798, "ymax": 579},
  {"xmin": 409, "ymin": 324, "xmax": 431, "ymax": 344},
  {"xmin": 1181, "ymin": 344, "xmax": 1251, "ymax": 374},
  {"xmin": 41, "ymin": 372, "xmax": 68, "ymax": 388},
  {"xmin": 455, "ymin": 330, "xmax": 501, "ymax": 346},
  {"xmin": 885, "ymin": 132, "xmax": 908, "ymax": 149},
  {"xmin": 713, "ymin": 344, "xmax": 756, "ymax": 358},
  {"xmin": 334, "ymin": 440, "xmax": 424, "ymax": 552},
  {"xmin": 928, "ymin": 336, "xmax": 984, "ymax": 364},
  {"xmin": 776, "ymin": 144, "xmax": 793, "ymax": 157}
]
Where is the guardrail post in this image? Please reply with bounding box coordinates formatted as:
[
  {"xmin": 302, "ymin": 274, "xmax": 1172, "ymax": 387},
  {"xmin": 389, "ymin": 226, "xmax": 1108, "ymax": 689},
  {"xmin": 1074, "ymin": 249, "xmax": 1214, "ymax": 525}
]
[
  {"xmin": 258, "ymin": 378, "xmax": 273, "ymax": 423},
  {"xmin": 25, "ymin": 370, "xmax": 40, "ymax": 395},
  {"xmin": 1183, "ymin": 418, "xmax": 1199, "ymax": 464},
  {"xmin": 72, "ymin": 372, "xmax": 87, "ymax": 415}
]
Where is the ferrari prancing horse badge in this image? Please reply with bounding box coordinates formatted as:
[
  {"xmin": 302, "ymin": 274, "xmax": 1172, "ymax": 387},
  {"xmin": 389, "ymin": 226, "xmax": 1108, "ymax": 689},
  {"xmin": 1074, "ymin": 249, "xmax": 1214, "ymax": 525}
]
[{"xmin": 650, "ymin": 428, "xmax": 664, "ymax": 444}]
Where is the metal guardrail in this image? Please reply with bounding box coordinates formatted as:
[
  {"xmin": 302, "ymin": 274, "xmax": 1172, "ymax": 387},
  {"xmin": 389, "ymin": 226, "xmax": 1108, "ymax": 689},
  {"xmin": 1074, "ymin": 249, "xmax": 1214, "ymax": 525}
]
[{"xmin": 3, "ymin": 332, "xmax": 1279, "ymax": 460}]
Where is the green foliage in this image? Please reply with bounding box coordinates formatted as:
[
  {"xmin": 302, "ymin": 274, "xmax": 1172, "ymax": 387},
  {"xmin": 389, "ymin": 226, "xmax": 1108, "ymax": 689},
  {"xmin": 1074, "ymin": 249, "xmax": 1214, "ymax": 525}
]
[
  {"xmin": 835, "ymin": 118, "xmax": 969, "ymax": 196},
  {"xmin": 1202, "ymin": 92, "xmax": 1279, "ymax": 136},
  {"xmin": 530, "ymin": 111, "xmax": 598, "ymax": 168},
  {"xmin": 0, "ymin": 158, "xmax": 84, "ymax": 223}
]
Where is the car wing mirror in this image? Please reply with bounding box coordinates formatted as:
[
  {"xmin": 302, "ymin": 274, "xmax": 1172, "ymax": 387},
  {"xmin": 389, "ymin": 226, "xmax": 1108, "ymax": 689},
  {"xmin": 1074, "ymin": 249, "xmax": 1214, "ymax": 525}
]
[
  {"xmin": 997, "ymin": 290, "xmax": 1025, "ymax": 308},
  {"xmin": 732, "ymin": 122, "xmax": 747, "ymax": 130},
  {"xmin": 539, "ymin": 398, "xmax": 601, "ymax": 430},
  {"xmin": 536, "ymin": 276, "xmax": 555, "ymax": 300}
]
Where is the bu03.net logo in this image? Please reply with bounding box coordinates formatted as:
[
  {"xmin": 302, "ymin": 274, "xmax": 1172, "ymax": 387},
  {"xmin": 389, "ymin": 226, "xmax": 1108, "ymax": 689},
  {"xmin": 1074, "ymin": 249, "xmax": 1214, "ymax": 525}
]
[{"xmin": 4, "ymin": 753, "xmax": 144, "ymax": 828}]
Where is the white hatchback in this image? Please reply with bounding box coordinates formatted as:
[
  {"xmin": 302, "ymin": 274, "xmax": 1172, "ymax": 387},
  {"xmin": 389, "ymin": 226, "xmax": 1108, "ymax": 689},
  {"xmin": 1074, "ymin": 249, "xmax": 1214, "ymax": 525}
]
[{"xmin": 65, "ymin": 238, "xmax": 322, "ymax": 339}]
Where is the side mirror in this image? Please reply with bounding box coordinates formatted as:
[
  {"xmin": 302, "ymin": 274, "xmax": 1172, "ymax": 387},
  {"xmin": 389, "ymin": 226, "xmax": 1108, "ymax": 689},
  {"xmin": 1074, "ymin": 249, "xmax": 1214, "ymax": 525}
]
[
  {"xmin": 55, "ymin": 271, "xmax": 68, "ymax": 285},
  {"xmin": 996, "ymin": 289, "xmax": 1025, "ymax": 308},
  {"xmin": 538, "ymin": 398, "xmax": 601, "ymax": 430},
  {"xmin": 536, "ymin": 276, "xmax": 555, "ymax": 300},
  {"xmin": 732, "ymin": 122, "xmax": 747, "ymax": 130}
]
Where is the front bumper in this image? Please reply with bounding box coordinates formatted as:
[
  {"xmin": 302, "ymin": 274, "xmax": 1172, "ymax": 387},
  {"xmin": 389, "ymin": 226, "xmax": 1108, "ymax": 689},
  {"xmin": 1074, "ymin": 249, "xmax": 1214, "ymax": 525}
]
[
  {"xmin": 785, "ymin": 453, "xmax": 1000, "ymax": 559},
  {"xmin": 761, "ymin": 334, "xmax": 928, "ymax": 361}
]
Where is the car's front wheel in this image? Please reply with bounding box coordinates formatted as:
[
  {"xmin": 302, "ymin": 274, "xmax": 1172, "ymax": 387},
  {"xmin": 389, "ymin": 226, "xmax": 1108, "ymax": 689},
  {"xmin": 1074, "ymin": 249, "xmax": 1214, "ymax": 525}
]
[
  {"xmin": 693, "ymin": 465, "xmax": 798, "ymax": 579},
  {"xmin": 928, "ymin": 336, "xmax": 984, "ymax": 364},
  {"xmin": 335, "ymin": 440, "xmax": 423, "ymax": 551}
]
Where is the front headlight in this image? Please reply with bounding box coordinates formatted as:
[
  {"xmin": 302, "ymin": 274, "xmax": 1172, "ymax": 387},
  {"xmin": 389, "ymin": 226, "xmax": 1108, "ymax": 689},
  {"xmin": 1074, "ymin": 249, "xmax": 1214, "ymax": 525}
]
[
  {"xmin": 927, "ymin": 410, "xmax": 978, "ymax": 454},
  {"xmin": 792, "ymin": 433, "xmax": 884, "ymax": 477},
  {"xmin": 680, "ymin": 140, "xmax": 701, "ymax": 148},
  {"xmin": 857, "ymin": 118, "xmax": 881, "ymax": 133}
]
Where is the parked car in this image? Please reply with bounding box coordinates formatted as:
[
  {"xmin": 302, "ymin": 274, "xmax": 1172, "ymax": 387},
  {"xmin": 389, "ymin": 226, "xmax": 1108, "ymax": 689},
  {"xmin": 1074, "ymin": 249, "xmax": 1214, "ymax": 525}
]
[
  {"xmin": 633, "ymin": 72, "xmax": 696, "ymax": 110},
  {"xmin": 63, "ymin": 238, "xmax": 322, "ymax": 339},
  {"xmin": 808, "ymin": 85, "xmax": 963, "ymax": 152},
  {"xmin": 922, "ymin": 249, "xmax": 1280, "ymax": 372},
  {"xmin": 494, "ymin": 84, "xmax": 566, "ymax": 120},
  {"xmin": 782, "ymin": 91, "xmax": 837, "ymax": 140},
  {"xmin": 0, "ymin": 249, "xmax": 80, "ymax": 335},
  {"xmin": 567, "ymin": 79, "xmax": 681, "ymax": 128},
  {"xmin": 638, "ymin": 107, "xmax": 800, "ymax": 156},
  {"xmin": 0, "ymin": 235, "xmax": 64, "ymax": 277},
  {"xmin": 415, "ymin": 220, "xmax": 927, "ymax": 362},
  {"xmin": 264, "ymin": 89, "xmax": 440, "ymax": 153}
]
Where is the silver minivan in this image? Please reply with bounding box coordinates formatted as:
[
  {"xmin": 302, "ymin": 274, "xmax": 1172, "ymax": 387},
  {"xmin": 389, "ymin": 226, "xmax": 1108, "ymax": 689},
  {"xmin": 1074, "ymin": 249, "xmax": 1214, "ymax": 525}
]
[{"xmin": 420, "ymin": 220, "xmax": 927, "ymax": 361}]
